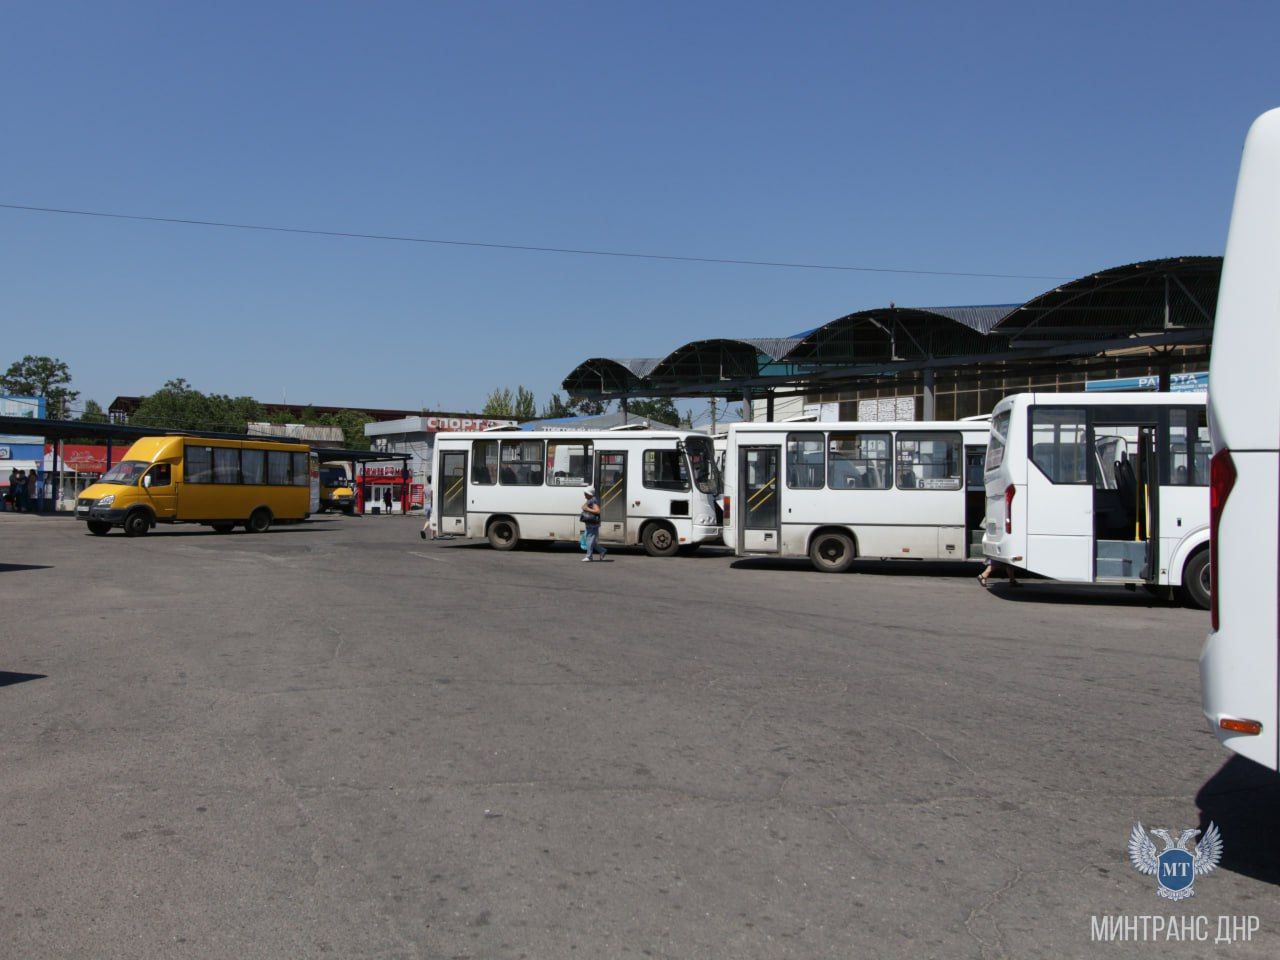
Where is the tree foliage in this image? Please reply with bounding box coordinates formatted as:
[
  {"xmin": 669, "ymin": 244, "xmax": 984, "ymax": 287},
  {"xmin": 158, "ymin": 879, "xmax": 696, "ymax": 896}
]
[
  {"xmin": 130, "ymin": 379, "xmax": 266, "ymax": 433},
  {"xmin": 540, "ymin": 393, "xmax": 573, "ymax": 418},
  {"xmin": 79, "ymin": 399, "xmax": 109, "ymax": 424},
  {"xmin": 483, "ymin": 385, "xmax": 537, "ymax": 419},
  {"xmin": 625, "ymin": 398, "xmax": 683, "ymax": 427},
  {"xmin": 514, "ymin": 385, "xmax": 536, "ymax": 419},
  {"xmin": 1, "ymin": 355, "xmax": 80, "ymax": 418}
]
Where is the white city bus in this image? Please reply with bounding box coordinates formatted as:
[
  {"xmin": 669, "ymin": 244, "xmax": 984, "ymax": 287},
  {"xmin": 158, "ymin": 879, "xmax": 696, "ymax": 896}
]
[
  {"xmin": 1200, "ymin": 107, "xmax": 1279, "ymax": 772},
  {"xmin": 722, "ymin": 419, "xmax": 992, "ymax": 571},
  {"xmin": 982, "ymin": 392, "xmax": 1210, "ymax": 606},
  {"xmin": 431, "ymin": 429, "xmax": 721, "ymax": 555}
]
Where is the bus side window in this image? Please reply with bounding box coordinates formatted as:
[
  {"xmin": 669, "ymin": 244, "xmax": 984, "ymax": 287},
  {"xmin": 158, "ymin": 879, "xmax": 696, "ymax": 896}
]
[
  {"xmin": 471, "ymin": 440, "xmax": 498, "ymax": 484},
  {"xmin": 148, "ymin": 463, "xmax": 172, "ymax": 487},
  {"xmin": 1168, "ymin": 408, "xmax": 1210, "ymax": 486},
  {"xmin": 1029, "ymin": 408, "xmax": 1088, "ymax": 483}
]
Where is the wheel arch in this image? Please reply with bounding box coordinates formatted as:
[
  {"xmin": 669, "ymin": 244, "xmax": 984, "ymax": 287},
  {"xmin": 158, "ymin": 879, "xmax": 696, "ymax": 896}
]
[
  {"xmin": 806, "ymin": 525, "xmax": 859, "ymax": 558},
  {"xmin": 1168, "ymin": 528, "xmax": 1210, "ymax": 586}
]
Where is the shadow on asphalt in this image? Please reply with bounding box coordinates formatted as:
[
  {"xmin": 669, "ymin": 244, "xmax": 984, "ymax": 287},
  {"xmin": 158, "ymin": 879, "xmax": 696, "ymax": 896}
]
[
  {"xmin": 1197, "ymin": 755, "xmax": 1280, "ymax": 886},
  {"xmin": 985, "ymin": 582, "xmax": 1185, "ymax": 608},
  {"xmin": 0, "ymin": 672, "xmax": 47, "ymax": 688},
  {"xmin": 432, "ymin": 539, "xmax": 732, "ymax": 559},
  {"xmin": 0, "ymin": 563, "xmax": 53, "ymax": 573},
  {"xmin": 85, "ymin": 526, "xmax": 331, "ymax": 538},
  {"xmin": 729, "ymin": 557, "xmax": 977, "ymax": 578}
]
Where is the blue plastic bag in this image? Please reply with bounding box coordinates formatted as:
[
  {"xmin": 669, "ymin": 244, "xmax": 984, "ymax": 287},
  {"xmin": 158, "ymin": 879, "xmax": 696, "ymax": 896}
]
[{"xmin": 579, "ymin": 531, "xmax": 588, "ymax": 551}]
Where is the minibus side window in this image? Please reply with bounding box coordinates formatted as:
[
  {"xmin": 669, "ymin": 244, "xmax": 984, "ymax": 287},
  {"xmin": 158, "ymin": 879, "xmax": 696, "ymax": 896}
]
[
  {"xmin": 827, "ymin": 433, "xmax": 891, "ymax": 489},
  {"xmin": 1029, "ymin": 407, "xmax": 1088, "ymax": 483},
  {"xmin": 291, "ymin": 452, "xmax": 309, "ymax": 486},
  {"xmin": 499, "ymin": 440, "xmax": 544, "ymax": 486},
  {"xmin": 472, "ymin": 440, "xmax": 498, "ymax": 485},
  {"xmin": 145, "ymin": 464, "xmax": 171, "ymax": 487},
  {"xmin": 186, "ymin": 445, "xmax": 213, "ymax": 484},
  {"xmin": 267, "ymin": 451, "xmax": 291, "ymax": 485},
  {"xmin": 213, "ymin": 447, "xmax": 241, "ymax": 484},
  {"xmin": 644, "ymin": 449, "xmax": 690, "ymax": 491},
  {"xmin": 242, "ymin": 449, "xmax": 265, "ymax": 485},
  {"xmin": 786, "ymin": 432, "xmax": 825, "ymax": 489},
  {"xmin": 546, "ymin": 440, "xmax": 593, "ymax": 486},
  {"xmin": 896, "ymin": 432, "xmax": 962, "ymax": 490},
  {"xmin": 1168, "ymin": 408, "xmax": 1210, "ymax": 486}
]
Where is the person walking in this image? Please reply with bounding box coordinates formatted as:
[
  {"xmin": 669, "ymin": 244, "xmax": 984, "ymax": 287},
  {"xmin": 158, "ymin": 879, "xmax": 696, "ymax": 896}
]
[
  {"xmin": 419, "ymin": 477, "xmax": 434, "ymax": 540},
  {"xmin": 580, "ymin": 486, "xmax": 606, "ymax": 562},
  {"xmin": 383, "ymin": 488, "xmax": 393, "ymax": 515}
]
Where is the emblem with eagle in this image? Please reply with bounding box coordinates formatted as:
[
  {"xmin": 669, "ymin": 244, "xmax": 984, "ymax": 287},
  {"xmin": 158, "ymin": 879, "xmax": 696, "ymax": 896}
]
[{"xmin": 1128, "ymin": 822, "xmax": 1222, "ymax": 900}]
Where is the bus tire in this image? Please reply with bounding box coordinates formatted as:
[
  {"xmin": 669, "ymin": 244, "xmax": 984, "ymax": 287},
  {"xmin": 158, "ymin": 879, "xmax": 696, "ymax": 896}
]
[
  {"xmin": 642, "ymin": 522, "xmax": 679, "ymax": 557},
  {"xmin": 810, "ymin": 530, "xmax": 855, "ymax": 573},
  {"xmin": 1181, "ymin": 548, "xmax": 1211, "ymax": 610},
  {"xmin": 487, "ymin": 517, "xmax": 519, "ymax": 551},
  {"xmin": 246, "ymin": 508, "xmax": 272, "ymax": 534},
  {"xmin": 87, "ymin": 520, "xmax": 112, "ymax": 536},
  {"xmin": 211, "ymin": 522, "xmax": 236, "ymax": 534},
  {"xmin": 123, "ymin": 510, "xmax": 151, "ymax": 538}
]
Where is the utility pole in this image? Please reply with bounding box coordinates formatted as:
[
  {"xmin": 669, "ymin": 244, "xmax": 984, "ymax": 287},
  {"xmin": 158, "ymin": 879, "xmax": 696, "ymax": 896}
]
[{"xmin": 709, "ymin": 397, "xmax": 717, "ymax": 434}]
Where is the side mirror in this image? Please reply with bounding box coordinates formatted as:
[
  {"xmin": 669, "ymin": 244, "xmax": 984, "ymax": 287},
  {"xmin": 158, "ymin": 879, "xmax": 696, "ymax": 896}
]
[{"xmin": 142, "ymin": 473, "xmax": 153, "ymax": 488}]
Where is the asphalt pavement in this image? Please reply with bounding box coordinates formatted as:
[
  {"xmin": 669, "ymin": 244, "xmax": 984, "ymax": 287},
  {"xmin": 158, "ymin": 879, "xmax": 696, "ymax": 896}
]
[{"xmin": 1, "ymin": 512, "xmax": 1276, "ymax": 959}]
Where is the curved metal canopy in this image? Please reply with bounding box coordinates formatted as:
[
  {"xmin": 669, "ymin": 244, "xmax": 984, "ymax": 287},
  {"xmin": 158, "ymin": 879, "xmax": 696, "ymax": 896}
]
[{"xmin": 992, "ymin": 256, "xmax": 1221, "ymax": 343}]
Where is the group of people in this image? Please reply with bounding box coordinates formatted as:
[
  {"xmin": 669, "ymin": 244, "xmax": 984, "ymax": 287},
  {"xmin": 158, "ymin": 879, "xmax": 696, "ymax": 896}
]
[{"xmin": 3, "ymin": 468, "xmax": 43, "ymax": 512}]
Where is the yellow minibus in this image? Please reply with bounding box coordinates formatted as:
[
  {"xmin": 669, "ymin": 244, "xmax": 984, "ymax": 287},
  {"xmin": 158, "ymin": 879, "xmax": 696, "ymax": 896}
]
[{"xmin": 77, "ymin": 435, "xmax": 312, "ymax": 536}]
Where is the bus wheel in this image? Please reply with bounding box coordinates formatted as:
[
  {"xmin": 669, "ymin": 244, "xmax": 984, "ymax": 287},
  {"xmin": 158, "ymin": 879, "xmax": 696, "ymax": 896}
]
[
  {"xmin": 643, "ymin": 523, "xmax": 679, "ymax": 557},
  {"xmin": 87, "ymin": 521, "xmax": 111, "ymax": 536},
  {"xmin": 123, "ymin": 511, "xmax": 151, "ymax": 538},
  {"xmin": 246, "ymin": 508, "xmax": 272, "ymax": 534},
  {"xmin": 1182, "ymin": 549, "xmax": 1211, "ymax": 610},
  {"xmin": 211, "ymin": 523, "xmax": 236, "ymax": 534},
  {"xmin": 810, "ymin": 531, "xmax": 855, "ymax": 573},
  {"xmin": 487, "ymin": 518, "xmax": 519, "ymax": 551}
]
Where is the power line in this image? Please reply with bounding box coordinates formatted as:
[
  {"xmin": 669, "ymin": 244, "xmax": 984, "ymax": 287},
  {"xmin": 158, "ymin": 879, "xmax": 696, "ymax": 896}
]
[{"xmin": 0, "ymin": 201, "xmax": 1069, "ymax": 281}]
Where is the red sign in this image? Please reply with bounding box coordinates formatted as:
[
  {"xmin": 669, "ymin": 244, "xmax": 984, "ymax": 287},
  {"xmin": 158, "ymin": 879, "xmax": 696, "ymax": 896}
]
[
  {"xmin": 43, "ymin": 444, "xmax": 117, "ymax": 473},
  {"xmin": 423, "ymin": 417, "xmax": 513, "ymax": 432}
]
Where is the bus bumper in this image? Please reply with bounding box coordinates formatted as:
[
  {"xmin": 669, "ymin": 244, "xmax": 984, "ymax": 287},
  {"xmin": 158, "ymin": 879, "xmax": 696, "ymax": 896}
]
[
  {"xmin": 76, "ymin": 503, "xmax": 128, "ymax": 526},
  {"xmin": 1200, "ymin": 628, "xmax": 1279, "ymax": 771},
  {"xmin": 691, "ymin": 523, "xmax": 721, "ymax": 544}
]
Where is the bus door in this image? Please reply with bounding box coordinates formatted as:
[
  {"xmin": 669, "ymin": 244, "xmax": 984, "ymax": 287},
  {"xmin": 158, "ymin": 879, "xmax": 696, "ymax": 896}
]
[
  {"xmin": 595, "ymin": 451, "xmax": 627, "ymax": 543},
  {"xmin": 1092, "ymin": 412, "xmax": 1159, "ymax": 582},
  {"xmin": 740, "ymin": 446, "xmax": 780, "ymax": 553},
  {"xmin": 438, "ymin": 451, "xmax": 467, "ymax": 535},
  {"xmin": 964, "ymin": 444, "xmax": 987, "ymax": 558},
  {"xmin": 1025, "ymin": 407, "xmax": 1093, "ymax": 580}
]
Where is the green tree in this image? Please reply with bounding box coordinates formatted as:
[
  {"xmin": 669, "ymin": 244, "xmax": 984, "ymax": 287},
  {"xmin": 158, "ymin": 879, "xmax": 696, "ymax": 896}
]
[
  {"xmin": 320, "ymin": 410, "xmax": 374, "ymax": 450},
  {"xmin": 540, "ymin": 393, "xmax": 573, "ymax": 418},
  {"xmin": 483, "ymin": 387, "xmax": 514, "ymax": 417},
  {"xmin": 1, "ymin": 355, "xmax": 80, "ymax": 418},
  {"xmin": 567, "ymin": 395, "xmax": 607, "ymax": 416},
  {"xmin": 625, "ymin": 398, "xmax": 682, "ymax": 427},
  {"xmin": 79, "ymin": 399, "xmax": 108, "ymax": 423},
  {"xmin": 130, "ymin": 379, "xmax": 266, "ymax": 433},
  {"xmin": 514, "ymin": 385, "xmax": 537, "ymax": 420}
]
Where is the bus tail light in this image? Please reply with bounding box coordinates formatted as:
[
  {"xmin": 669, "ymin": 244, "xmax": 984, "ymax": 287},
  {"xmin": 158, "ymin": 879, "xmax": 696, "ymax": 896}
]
[
  {"xmin": 1004, "ymin": 485, "xmax": 1015, "ymax": 534},
  {"xmin": 1219, "ymin": 717, "xmax": 1262, "ymax": 736},
  {"xmin": 1209, "ymin": 448, "xmax": 1236, "ymax": 632},
  {"xmin": 723, "ymin": 496, "xmax": 731, "ymax": 523}
]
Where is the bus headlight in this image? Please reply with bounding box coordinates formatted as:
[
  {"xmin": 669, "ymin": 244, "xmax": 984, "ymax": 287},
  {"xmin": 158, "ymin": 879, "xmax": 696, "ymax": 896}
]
[{"xmin": 97, "ymin": 494, "xmax": 115, "ymax": 506}]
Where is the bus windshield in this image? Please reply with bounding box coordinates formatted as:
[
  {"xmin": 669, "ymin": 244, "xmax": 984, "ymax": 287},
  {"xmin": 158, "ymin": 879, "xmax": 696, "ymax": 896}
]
[
  {"xmin": 684, "ymin": 436, "xmax": 720, "ymax": 494},
  {"xmin": 320, "ymin": 467, "xmax": 347, "ymax": 487},
  {"xmin": 100, "ymin": 460, "xmax": 150, "ymax": 485}
]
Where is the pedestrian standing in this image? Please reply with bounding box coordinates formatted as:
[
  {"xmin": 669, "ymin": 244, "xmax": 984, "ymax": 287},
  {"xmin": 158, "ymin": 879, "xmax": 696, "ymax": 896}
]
[
  {"xmin": 26, "ymin": 470, "xmax": 37, "ymax": 512},
  {"xmin": 383, "ymin": 488, "xmax": 393, "ymax": 515},
  {"xmin": 580, "ymin": 486, "xmax": 606, "ymax": 562},
  {"xmin": 34, "ymin": 472, "xmax": 45, "ymax": 512},
  {"xmin": 420, "ymin": 477, "xmax": 434, "ymax": 540},
  {"xmin": 14, "ymin": 470, "xmax": 27, "ymax": 512}
]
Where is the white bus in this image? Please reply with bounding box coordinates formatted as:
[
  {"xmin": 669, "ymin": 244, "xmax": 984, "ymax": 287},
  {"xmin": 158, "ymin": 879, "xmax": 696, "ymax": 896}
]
[
  {"xmin": 982, "ymin": 391, "xmax": 1210, "ymax": 606},
  {"xmin": 431, "ymin": 429, "xmax": 721, "ymax": 555},
  {"xmin": 1200, "ymin": 107, "xmax": 1279, "ymax": 772},
  {"xmin": 722, "ymin": 419, "xmax": 992, "ymax": 571}
]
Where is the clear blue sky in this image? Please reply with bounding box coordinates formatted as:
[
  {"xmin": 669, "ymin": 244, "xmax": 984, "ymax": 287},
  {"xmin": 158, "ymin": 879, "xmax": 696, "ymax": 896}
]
[{"xmin": 2, "ymin": 1, "xmax": 1277, "ymax": 416}]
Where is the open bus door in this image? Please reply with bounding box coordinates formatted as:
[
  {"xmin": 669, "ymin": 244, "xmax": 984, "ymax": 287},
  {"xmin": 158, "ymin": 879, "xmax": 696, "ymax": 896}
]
[
  {"xmin": 595, "ymin": 451, "xmax": 627, "ymax": 543},
  {"xmin": 1092, "ymin": 413, "xmax": 1160, "ymax": 582},
  {"xmin": 438, "ymin": 451, "xmax": 467, "ymax": 535},
  {"xmin": 739, "ymin": 446, "xmax": 780, "ymax": 553}
]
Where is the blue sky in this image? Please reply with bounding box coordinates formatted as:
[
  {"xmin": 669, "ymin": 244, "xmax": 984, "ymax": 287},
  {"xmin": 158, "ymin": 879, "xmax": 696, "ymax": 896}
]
[{"xmin": 2, "ymin": 1, "xmax": 1277, "ymax": 416}]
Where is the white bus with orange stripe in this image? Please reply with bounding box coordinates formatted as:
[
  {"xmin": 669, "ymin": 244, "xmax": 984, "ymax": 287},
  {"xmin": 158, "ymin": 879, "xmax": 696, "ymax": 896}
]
[{"xmin": 430, "ymin": 429, "xmax": 721, "ymax": 556}]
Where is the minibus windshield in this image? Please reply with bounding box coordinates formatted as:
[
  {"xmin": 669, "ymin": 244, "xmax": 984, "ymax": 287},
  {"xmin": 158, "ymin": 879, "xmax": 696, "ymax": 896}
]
[
  {"xmin": 685, "ymin": 436, "xmax": 720, "ymax": 494},
  {"xmin": 100, "ymin": 460, "xmax": 150, "ymax": 485}
]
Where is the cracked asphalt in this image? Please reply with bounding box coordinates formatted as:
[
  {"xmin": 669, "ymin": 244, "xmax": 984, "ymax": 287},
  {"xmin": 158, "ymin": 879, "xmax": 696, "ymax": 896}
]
[{"xmin": 2, "ymin": 512, "xmax": 1277, "ymax": 959}]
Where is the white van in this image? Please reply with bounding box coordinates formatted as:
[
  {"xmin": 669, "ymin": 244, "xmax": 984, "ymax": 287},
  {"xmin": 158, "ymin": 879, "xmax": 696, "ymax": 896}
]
[
  {"xmin": 982, "ymin": 391, "xmax": 1210, "ymax": 606},
  {"xmin": 1200, "ymin": 107, "xmax": 1280, "ymax": 772}
]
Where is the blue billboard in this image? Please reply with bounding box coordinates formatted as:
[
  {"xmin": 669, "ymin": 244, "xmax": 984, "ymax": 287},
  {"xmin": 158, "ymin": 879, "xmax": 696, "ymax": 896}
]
[{"xmin": 1084, "ymin": 372, "xmax": 1207, "ymax": 393}]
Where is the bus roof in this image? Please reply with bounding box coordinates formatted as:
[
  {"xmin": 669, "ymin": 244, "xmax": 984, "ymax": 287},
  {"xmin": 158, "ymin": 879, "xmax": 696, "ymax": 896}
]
[
  {"xmin": 727, "ymin": 419, "xmax": 991, "ymax": 433},
  {"xmin": 993, "ymin": 391, "xmax": 1206, "ymax": 410},
  {"xmin": 434, "ymin": 429, "xmax": 708, "ymax": 441}
]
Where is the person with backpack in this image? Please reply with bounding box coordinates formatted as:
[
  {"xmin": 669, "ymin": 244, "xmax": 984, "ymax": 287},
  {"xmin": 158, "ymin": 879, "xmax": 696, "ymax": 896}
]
[{"xmin": 580, "ymin": 486, "xmax": 606, "ymax": 562}]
